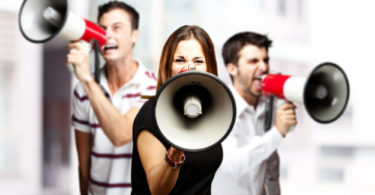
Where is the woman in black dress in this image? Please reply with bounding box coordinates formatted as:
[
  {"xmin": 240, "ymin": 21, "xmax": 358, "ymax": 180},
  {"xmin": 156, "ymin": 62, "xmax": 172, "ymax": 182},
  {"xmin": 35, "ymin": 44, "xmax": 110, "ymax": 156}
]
[{"xmin": 131, "ymin": 25, "xmax": 222, "ymax": 195}]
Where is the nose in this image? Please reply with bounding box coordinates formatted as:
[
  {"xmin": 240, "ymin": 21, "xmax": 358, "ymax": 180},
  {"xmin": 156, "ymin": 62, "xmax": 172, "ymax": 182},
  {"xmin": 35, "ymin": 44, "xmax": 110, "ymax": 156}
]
[
  {"xmin": 105, "ymin": 31, "xmax": 111, "ymax": 39},
  {"xmin": 188, "ymin": 64, "xmax": 196, "ymax": 70},
  {"xmin": 105, "ymin": 28, "xmax": 114, "ymax": 39},
  {"xmin": 259, "ymin": 61, "xmax": 269, "ymax": 74}
]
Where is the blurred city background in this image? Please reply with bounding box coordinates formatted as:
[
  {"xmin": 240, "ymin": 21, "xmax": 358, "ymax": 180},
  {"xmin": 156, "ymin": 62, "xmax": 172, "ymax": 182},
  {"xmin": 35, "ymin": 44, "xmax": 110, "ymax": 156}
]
[{"xmin": 0, "ymin": 0, "xmax": 374, "ymax": 194}]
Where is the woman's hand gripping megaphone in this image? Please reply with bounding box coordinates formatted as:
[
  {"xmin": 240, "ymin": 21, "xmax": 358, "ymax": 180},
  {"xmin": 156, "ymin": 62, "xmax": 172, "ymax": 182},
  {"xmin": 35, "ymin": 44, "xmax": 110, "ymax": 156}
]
[{"xmin": 165, "ymin": 147, "xmax": 185, "ymax": 168}]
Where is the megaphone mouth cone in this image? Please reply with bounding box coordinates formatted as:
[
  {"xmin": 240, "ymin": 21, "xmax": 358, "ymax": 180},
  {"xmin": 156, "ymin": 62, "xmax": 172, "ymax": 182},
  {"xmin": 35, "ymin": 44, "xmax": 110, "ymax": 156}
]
[
  {"xmin": 153, "ymin": 71, "xmax": 236, "ymax": 152},
  {"xmin": 18, "ymin": 0, "xmax": 68, "ymax": 43},
  {"xmin": 304, "ymin": 62, "xmax": 350, "ymax": 123}
]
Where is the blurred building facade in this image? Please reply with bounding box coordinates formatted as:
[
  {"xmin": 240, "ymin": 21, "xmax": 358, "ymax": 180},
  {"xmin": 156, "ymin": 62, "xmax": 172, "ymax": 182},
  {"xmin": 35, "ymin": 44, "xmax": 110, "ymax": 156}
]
[{"xmin": 0, "ymin": 0, "xmax": 374, "ymax": 194}]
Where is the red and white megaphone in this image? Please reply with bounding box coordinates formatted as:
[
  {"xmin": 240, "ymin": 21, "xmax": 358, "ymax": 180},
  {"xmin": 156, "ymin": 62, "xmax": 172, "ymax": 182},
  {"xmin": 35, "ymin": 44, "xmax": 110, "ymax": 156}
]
[
  {"xmin": 261, "ymin": 62, "xmax": 350, "ymax": 123},
  {"xmin": 19, "ymin": 0, "xmax": 106, "ymax": 46},
  {"xmin": 18, "ymin": 0, "xmax": 106, "ymax": 73}
]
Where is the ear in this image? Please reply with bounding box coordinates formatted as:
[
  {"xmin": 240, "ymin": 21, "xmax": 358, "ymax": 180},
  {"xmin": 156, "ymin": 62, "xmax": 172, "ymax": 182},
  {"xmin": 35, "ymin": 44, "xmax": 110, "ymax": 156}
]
[
  {"xmin": 226, "ymin": 63, "xmax": 238, "ymax": 77},
  {"xmin": 131, "ymin": 29, "xmax": 140, "ymax": 44}
]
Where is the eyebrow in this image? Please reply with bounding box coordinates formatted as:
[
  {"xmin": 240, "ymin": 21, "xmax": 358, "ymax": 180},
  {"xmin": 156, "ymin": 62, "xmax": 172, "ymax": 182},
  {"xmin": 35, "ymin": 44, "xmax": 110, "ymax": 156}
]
[
  {"xmin": 99, "ymin": 21, "xmax": 124, "ymax": 30},
  {"xmin": 194, "ymin": 57, "xmax": 204, "ymax": 59},
  {"xmin": 246, "ymin": 57, "xmax": 259, "ymax": 62},
  {"xmin": 174, "ymin": 56, "xmax": 204, "ymax": 59}
]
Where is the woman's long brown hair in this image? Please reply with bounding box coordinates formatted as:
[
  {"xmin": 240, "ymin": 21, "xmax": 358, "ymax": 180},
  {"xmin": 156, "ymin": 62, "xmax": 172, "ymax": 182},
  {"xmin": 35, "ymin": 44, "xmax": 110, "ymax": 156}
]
[{"xmin": 156, "ymin": 25, "xmax": 218, "ymax": 90}]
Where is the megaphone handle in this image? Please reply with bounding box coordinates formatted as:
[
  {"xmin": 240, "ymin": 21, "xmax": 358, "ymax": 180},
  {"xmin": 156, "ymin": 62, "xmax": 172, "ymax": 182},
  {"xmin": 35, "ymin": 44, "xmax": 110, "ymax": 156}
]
[
  {"xmin": 92, "ymin": 39, "xmax": 101, "ymax": 83},
  {"xmin": 264, "ymin": 95, "xmax": 274, "ymax": 131}
]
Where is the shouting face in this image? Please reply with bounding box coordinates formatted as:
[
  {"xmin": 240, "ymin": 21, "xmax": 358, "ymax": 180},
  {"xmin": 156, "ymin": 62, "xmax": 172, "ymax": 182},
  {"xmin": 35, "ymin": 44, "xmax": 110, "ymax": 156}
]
[
  {"xmin": 227, "ymin": 44, "xmax": 269, "ymax": 100},
  {"xmin": 98, "ymin": 9, "xmax": 139, "ymax": 64}
]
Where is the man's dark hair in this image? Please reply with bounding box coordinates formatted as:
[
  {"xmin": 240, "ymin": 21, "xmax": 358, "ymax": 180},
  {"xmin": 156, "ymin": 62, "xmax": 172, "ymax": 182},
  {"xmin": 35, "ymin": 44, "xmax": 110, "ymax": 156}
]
[
  {"xmin": 97, "ymin": 1, "xmax": 140, "ymax": 30},
  {"xmin": 222, "ymin": 31, "xmax": 272, "ymax": 66}
]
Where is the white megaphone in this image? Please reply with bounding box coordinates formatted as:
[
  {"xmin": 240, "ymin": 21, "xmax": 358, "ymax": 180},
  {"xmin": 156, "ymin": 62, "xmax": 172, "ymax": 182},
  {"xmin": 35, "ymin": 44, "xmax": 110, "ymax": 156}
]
[
  {"xmin": 18, "ymin": 0, "xmax": 106, "ymax": 73},
  {"xmin": 154, "ymin": 71, "xmax": 236, "ymax": 152},
  {"xmin": 261, "ymin": 62, "xmax": 350, "ymax": 123}
]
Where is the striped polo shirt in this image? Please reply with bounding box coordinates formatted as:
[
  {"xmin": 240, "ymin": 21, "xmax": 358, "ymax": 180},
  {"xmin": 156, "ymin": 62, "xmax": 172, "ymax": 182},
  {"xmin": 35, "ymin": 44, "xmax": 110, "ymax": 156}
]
[{"xmin": 72, "ymin": 60, "xmax": 157, "ymax": 195}]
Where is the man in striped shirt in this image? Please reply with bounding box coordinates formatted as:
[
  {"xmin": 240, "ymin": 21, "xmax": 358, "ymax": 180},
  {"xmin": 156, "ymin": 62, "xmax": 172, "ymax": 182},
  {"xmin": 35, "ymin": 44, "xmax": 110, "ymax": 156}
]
[{"xmin": 66, "ymin": 1, "xmax": 156, "ymax": 195}]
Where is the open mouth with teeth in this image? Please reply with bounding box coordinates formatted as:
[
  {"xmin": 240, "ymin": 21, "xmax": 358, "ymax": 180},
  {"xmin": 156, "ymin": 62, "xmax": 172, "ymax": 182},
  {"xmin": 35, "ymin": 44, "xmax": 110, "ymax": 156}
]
[
  {"xmin": 103, "ymin": 45, "xmax": 118, "ymax": 52},
  {"xmin": 253, "ymin": 76, "xmax": 263, "ymax": 90}
]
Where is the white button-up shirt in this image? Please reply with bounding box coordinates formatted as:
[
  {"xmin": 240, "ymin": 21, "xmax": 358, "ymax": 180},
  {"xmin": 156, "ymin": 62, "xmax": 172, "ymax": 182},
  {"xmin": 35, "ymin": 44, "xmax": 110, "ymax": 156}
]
[{"xmin": 212, "ymin": 85, "xmax": 283, "ymax": 195}]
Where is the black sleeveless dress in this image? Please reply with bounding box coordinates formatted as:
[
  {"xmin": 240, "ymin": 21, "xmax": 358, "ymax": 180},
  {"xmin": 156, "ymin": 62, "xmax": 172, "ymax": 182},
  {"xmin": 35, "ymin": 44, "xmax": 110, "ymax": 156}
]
[{"xmin": 131, "ymin": 98, "xmax": 223, "ymax": 195}]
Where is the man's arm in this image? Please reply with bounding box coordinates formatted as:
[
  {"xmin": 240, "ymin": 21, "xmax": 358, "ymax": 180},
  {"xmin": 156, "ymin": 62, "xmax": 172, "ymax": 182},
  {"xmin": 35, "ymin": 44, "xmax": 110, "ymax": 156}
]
[
  {"xmin": 220, "ymin": 102, "xmax": 296, "ymax": 176},
  {"xmin": 220, "ymin": 128, "xmax": 283, "ymax": 176},
  {"xmin": 80, "ymin": 77, "xmax": 139, "ymax": 146},
  {"xmin": 75, "ymin": 130, "xmax": 91, "ymax": 195},
  {"xmin": 67, "ymin": 42, "xmax": 138, "ymax": 146}
]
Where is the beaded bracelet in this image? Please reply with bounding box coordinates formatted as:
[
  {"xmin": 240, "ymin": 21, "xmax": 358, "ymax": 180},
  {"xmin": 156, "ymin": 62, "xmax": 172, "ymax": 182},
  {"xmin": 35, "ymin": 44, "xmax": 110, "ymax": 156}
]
[{"xmin": 164, "ymin": 148, "xmax": 185, "ymax": 169}]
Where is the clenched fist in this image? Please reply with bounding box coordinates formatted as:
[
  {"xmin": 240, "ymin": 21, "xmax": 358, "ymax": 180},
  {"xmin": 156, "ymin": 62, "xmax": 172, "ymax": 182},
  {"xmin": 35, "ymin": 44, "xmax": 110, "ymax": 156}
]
[
  {"xmin": 66, "ymin": 41, "xmax": 92, "ymax": 82},
  {"xmin": 275, "ymin": 101, "xmax": 297, "ymax": 137}
]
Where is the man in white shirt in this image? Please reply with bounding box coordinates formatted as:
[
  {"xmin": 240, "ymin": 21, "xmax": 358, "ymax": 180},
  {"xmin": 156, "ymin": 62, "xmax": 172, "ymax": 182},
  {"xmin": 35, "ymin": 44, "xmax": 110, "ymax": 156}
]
[
  {"xmin": 66, "ymin": 1, "xmax": 156, "ymax": 195},
  {"xmin": 212, "ymin": 31, "xmax": 297, "ymax": 195}
]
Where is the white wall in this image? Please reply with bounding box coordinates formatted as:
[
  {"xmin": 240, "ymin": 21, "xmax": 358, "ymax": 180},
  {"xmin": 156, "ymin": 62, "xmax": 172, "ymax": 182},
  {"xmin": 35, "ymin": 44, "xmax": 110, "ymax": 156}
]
[{"xmin": 0, "ymin": 1, "xmax": 43, "ymax": 193}]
